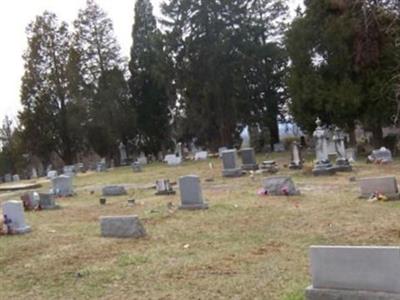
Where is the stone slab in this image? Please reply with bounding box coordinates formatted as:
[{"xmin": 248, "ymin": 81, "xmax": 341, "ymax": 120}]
[
  {"xmin": 102, "ymin": 186, "xmax": 127, "ymax": 196},
  {"xmin": 306, "ymin": 287, "xmax": 400, "ymax": 300},
  {"xmin": 309, "ymin": 246, "xmax": 400, "ymax": 294},
  {"xmin": 100, "ymin": 215, "xmax": 146, "ymax": 238},
  {"xmin": 262, "ymin": 176, "xmax": 300, "ymax": 196},
  {"xmin": 358, "ymin": 176, "xmax": 399, "ymax": 198}
]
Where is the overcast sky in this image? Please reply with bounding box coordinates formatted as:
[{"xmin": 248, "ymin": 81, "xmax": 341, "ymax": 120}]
[{"xmin": 0, "ymin": 0, "xmax": 303, "ymax": 125}]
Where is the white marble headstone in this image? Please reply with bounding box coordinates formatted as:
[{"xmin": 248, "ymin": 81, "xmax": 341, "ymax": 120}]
[{"xmin": 2, "ymin": 200, "xmax": 31, "ymax": 234}]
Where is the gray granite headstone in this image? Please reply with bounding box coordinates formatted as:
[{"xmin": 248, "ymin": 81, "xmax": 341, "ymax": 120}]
[
  {"xmin": 39, "ymin": 193, "xmax": 58, "ymax": 209},
  {"xmin": 102, "ymin": 186, "xmax": 127, "ymax": 196},
  {"xmin": 358, "ymin": 176, "xmax": 399, "ymax": 199},
  {"xmin": 51, "ymin": 175, "xmax": 74, "ymax": 197},
  {"xmin": 221, "ymin": 150, "xmax": 242, "ymax": 177},
  {"xmin": 262, "ymin": 176, "xmax": 299, "ymax": 196},
  {"xmin": 306, "ymin": 246, "xmax": 400, "ymax": 299},
  {"xmin": 100, "ymin": 215, "xmax": 146, "ymax": 238},
  {"xmin": 2, "ymin": 200, "xmax": 31, "ymax": 234},
  {"xmin": 179, "ymin": 175, "xmax": 208, "ymax": 210},
  {"xmin": 240, "ymin": 148, "xmax": 258, "ymax": 171}
]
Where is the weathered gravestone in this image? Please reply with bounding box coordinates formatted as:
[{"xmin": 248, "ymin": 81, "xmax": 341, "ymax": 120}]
[
  {"xmin": 38, "ymin": 193, "xmax": 58, "ymax": 210},
  {"xmin": 63, "ymin": 165, "xmax": 76, "ymax": 177},
  {"xmin": 221, "ymin": 150, "xmax": 242, "ymax": 177},
  {"xmin": 47, "ymin": 170, "xmax": 58, "ymax": 179},
  {"xmin": 262, "ymin": 176, "xmax": 300, "ymax": 196},
  {"xmin": 260, "ymin": 161, "xmax": 279, "ymax": 174},
  {"xmin": 333, "ymin": 127, "xmax": 352, "ymax": 172},
  {"xmin": 102, "ymin": 186, "xmax": 127, "ymax": 196},
  {"xmin": 289, "ymin": 141, "xmax": 303, "ymax": 170},
  {"xmin": 96, "ymin": 162, "xmax": 107, "ymax": 172},
  {"xmin": 12, "ymin": 174, "xmax": 20, "ymax": 182},
  {"xmin": 118, "ymin": 142, "xmax": 128, "ymax": 165},
  {"xmin": 131, "ymin": 162, "xmax": 142, "ymax": 172},
  {"xmin": 31, "ymin": 168, "xmax": 38, "ymax": 179},
  {"xmin": 137, "ymin": 152, "xmax": 148, "ymax": 165},
  {"xmin": 155, "ymin": 179, "xmax": 175, "ymax": 195},
  {"xmin": 20, "ymin": 191, "xmax": 40, "ymax": 210},
  {"xmin": 179, "ymin": 175, "xmax": 208, "ymax": 210},
  {"xmin": 358, "ymin": 176, "xmax": 399, "ymax": 199},
  {"xmin": 306, "ymin": 246, "xmax": 400, "ymax": 300},
  {"xmin": 312, "ymin": 118, "xmax": 336, "ymax": 176},
  {"xmin": 164, "ymin": 154, "xmax": 182, "ymax": 166},
  {"xmin": 346, "ymin": 147, "xmax": 356, "ymax": 162},
  {"xmin": 194, "ymin": 151, "xmax": 208, "ymax": 161},
  {"xmin": 239, "ymin": 148, "xmax": 259, "ymax": 171},
  {"xmin": 51, "ymin": 175, "xmax": 74, "ymax": 197},
  {"xmin": 100, "ymin": 215, "xmax": 146, "ymax": 238},
  {"xmin": 2, "ymin": 200, "xmax": 31, "ymax": 234},
  {"xmin": 368, "ymin": 147, "xmax": 393, "ymax": 164}
]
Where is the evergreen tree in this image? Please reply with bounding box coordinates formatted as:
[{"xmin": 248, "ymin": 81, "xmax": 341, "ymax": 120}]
[{"xmin": 129, "ymin": 0, "xmax": 172, "ymax": 155}]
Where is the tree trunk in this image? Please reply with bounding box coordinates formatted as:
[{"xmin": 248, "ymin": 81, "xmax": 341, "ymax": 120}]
[
  {"xmin": 269, "ymin": 116, "xmax": 280, "ymax": 150},
  {"xmin": 371, "ymin": 124, "xmax": 383, "ymax": 148}
]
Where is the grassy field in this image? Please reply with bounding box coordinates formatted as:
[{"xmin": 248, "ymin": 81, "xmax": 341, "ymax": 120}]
[{"xmin": 1, "ymin": 153, "xmax": 400, "ymax": 299}]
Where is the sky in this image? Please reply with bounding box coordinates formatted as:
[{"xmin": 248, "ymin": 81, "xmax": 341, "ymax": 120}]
[{"xmin": 0, "ymin": 0, "xmax": 303, "ymax": 126}]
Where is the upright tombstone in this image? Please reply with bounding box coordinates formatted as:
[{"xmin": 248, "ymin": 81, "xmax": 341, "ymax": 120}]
[
  {"xmin": 194, "ymin": 151, "xmax": 208, "ymax": 161},
  {"xmin": 131, "ymin": 161, "xmax": 142, "ymax": 173},
  {"xmin": 96, "ymin": 161, "xmax": 107, "ymax": 172},
  {"xmin": 164, "ymin": 154, "xmax": 182, "ymax": 166},
  {"xmin": 346, "ymin": 147, "xmax": 356, "ymax": 162},
  {"xmin": 312, "ymin": 118, "xmax": 336, "ymax": 176},
  {"xmin": 289, "ymin": 141, "xmax": 303, "ymax": 170},
  {"xmin": 100, "ymin": 215, "xmax": 146, "ymax": 238},
  {"xmin": 179, "ymin": 175, "xmax": 208, "ymax": 210},
  {"xmin": 332, "ymin": 127, "xmax": 352, "ymax": 172},
  {"xmin": 118, "ymin": 142, "xmax": 128, "ymax": 165},
  {"xmin": 239, "ymin": 148, "xmax": 258, "ymax": 171},
  {"xmin": 38, "ymin": 193, "xmax": 58, "ymax": 210},
  {"xmin": 63, "ymin": 165, "xmax": 76, "ymax": 177},
  {"xmin": 12, "ymin": 174, "xmax": 20, "ymax": 182},
  {"xmin": 262, "ymin": 176, "xmax": 300, "ymax": 196},
  {"xmin": 368, "ymin": 147, "xmax": 393, "ymax": 164},
  {"xmin": 47, "ymin": 170, "xmax": 58, "ymax": 179},
  {"xmin": 306, "ymin": 246, "xmax": 400, "ymax": 299},
  {"xmin": 2, "ymin": 200, "xmax": 31, "ymax": 234},
  {"xmin": 221, "ymin": 149, "xmax": 242, "ymax": 177},
  {"xmin": 137, "ymin": 152, "xmax": 148, "ymax": 165},
  {"xmin": 358, "ymin": 176, "xmax": 399, "ymax": 199},
  {"xmin": 31, "ymin": 168, "xmax": 38, "ymax": 179},
  {"xmin": 51, "ymin": 175, "xmax": 74, "ymax": 197},
  {"xmin": 155, "ymin": 179, "xmax": 175, "ymax": 195}
]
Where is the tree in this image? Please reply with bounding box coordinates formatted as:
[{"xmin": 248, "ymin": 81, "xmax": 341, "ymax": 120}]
[
  {"xmin": 161, "ymin": 0, "xmax": 287, "ymax": 149},
  {"xmin": 129, "ymin": 0, "xmax": 172, "ymax": 155},
  {"xmin": 19, "ymin": 12, "xmax": 75, "ymax": 163}
]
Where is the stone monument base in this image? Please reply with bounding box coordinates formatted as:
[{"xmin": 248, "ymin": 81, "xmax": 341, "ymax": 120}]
[
  {"xmin": 179, "ymin": 203, "xmax": 209, "ymax": 210},
  {"xmin": 241, "ymin": 164, "xmax": 259, "ymax": 171},
  {"xmin": 312, "ymin": 161, "xmax": 336, "ymax": 176},
  {"xmin": 334, "ymin": 159, "xmax": 352, "ymax": 172},
  {"xmin": 222, "ymin": 168, "xmax": 243, "ymax": 177},
  {"xmin": 306, "ymin": 286, "xmax": 400, "ymax": 300}
]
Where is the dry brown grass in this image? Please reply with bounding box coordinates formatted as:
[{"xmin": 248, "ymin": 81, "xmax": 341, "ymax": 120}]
[{"xmin": 1, "ymin": 154, "xmax": 400, "ymax": 299}]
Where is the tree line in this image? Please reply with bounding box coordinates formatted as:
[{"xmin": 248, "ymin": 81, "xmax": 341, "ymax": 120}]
[{"xmin": 1, "ymin": 0, "xmax": 400, "ymax": 175}]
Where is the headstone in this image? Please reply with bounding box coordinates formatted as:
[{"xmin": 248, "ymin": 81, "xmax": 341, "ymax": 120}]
[
  {"xmin": 20, "ymin": 191, "xmax": 40, "ymax": 210},
  {"xmin": 137, "ymin": 152, "xmax": 148, "ymax": 165},
  {"xmin": 194, "ymin": 151, "xmax": 208, "ymax": 161},
  {"xmin": 75, "ymin": 163, "xmax": 84, "ymax": 173},
  {"xmin": 12, "ymin": 174, "xmax": 20, "ymax": 182},
  {"xmin": 179, "ymin": 175, "xmax": 208, "ymax": 210},
  {"xmin": 4, "ymin": 174, "xmax": 12, "ymax": 183},
  {"xmin": 164, "ymin": 154, "xmax": 182, "ymax": 166},
  {"xmin": 218, "ymin": 147, "xmax": 228, "ymax": 158},
  {"xmin": 312, "ymin": 118, "xmax": 336, "ymax": 176},
  {"xmin": 131, "ymin": 162, "xmax": 142, "ymax": 172},
  {"xmin": 332, "ymin": 127, "xmax": 352, "ymax": 172},
  {"xmin": 358, "ymin": 176, "xmax": 399, "ymax": 199},
  {"xmin": 96, "ymin": 162, "xmax": 107, "ymax": 172},
  {"xmin": 63, "ymin": 165, "xmax": 76, "ymax": 177},
  {"xmin": 221, "ymin": 150, "xmax": 242, "ymax": 177},
  {"xmin": 289, "ymin": 141, "xmax": 303, "ymax": 169},
  {"xmin": 51, "ymin": 175, "xmax": 74, "ymax": 197},
  {"xmin": 31, "ymin": 168, "xmax": 38, "ymax": 179},
  {"xmin": 38, "ymin": 193, "xmax": 57, "ymax": 210},
  {"xmin": 239, "ymin": 148, "xmax": 258, "ymax": 171},
  {"xmin": 2, "ymin": 200, "xmax": 31, "ymax": 234},
  {"xmin": 47, "ymin": 170, "xmax": 58, "ymax": 179},
  {"xmin": 155, "ymin": 179, "xmax": 175, "ymax": 195},
  {"xmin": 306, "ymin": 246, "xmax": 400, "ymax": 299},
  {"xmin": 100, "ymin": 215, "xmax": 146, "ymax": 238},
  {"xmin": 346, "ymin": 147, "xmax": 356, "ymax": 162},
  {"xmin": 368, "ymin": 147, "xmax": 393, "ymax": 164},
  {"xmin": 260, "ymin": 160, "xmax": 279, "ymax": 174},
  {"xmin": 102, "ymin": 186, "xmax": 127, "ymax": 196},
  {"xmin": 273, "ymin": 143, "xmax": 285, "ymax": 152},
  {"xmin": 118, "ymin": 142, "xmax": 128, "ymax": 165},
  {"xmin": 262, "ymin": 176, "xmax": 300, "ymax": 196}
]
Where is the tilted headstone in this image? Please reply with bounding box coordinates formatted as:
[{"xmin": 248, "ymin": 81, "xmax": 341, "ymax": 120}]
[
  {"xmin": 164, "ymin": 154, "xmax": 182, "ymax": 166},
  {"xmin": 262, "ymin": 176, "xmax": 300, "ymax": 196},
  {"xmin": 194, "ymin": 151, "xmax": 208, "ymax": 161},
  {"xmin": 100, "ymin": 215, "xmax": 146, "ymax": 238},
  {"xmin": 131, "ymin": 162, "xmax": 142, "ymax": 172},
  {"xmin": 102, "ymin": 186, "xmax": 127, "ymax": 196},
  {"xmin": 312, "ymin": 118, "xmax": 336, "ymax": 176},
  {"xmin": 306, "ymin": 246, "xmax": 400, "ymax": 299},
  {"xmin": 12, "ymin": 174, "xmax": 20, "ymax": 182},
  {"xmin": 358, "ymin": 176, "xmax": 399, "ymax": 199},
  {"xmin": 221, "ymin": 150, "xmax": 242, "ymax": 177},
  {"xmin": 47, "ymin": 170, "xmax": 58, "ymax": 179},
  {"xmin": 333, "ymin": 127, "xmax": 352, "ymax": 172},
  {"xmin": 368, "ymin": 147, "xmax": 393, "ymax": 164},
  {"xmin": 239, "ymin": 148, "xmax": 258, "ymax": 171},
  {"xmin": 2, "ymin": 200, "xmax": 31, "ymax": 234},
  {"xmin": 179, "ymin": 175, "xmax": 208, "ymax": 210},
  {"xmin": 155, "ymin": 179, "xmax": 175, "ymax": 195},
  {"xmin": 51, "ymin": 175, "xmax": 74, "ymax": 197},
  {"xmin": 38, "ymin": 193, "xmax": 57, "ymax": 210},
  {"xmin": 289, "ymin": 141, "xmax": 303, "ymax": 169}
]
